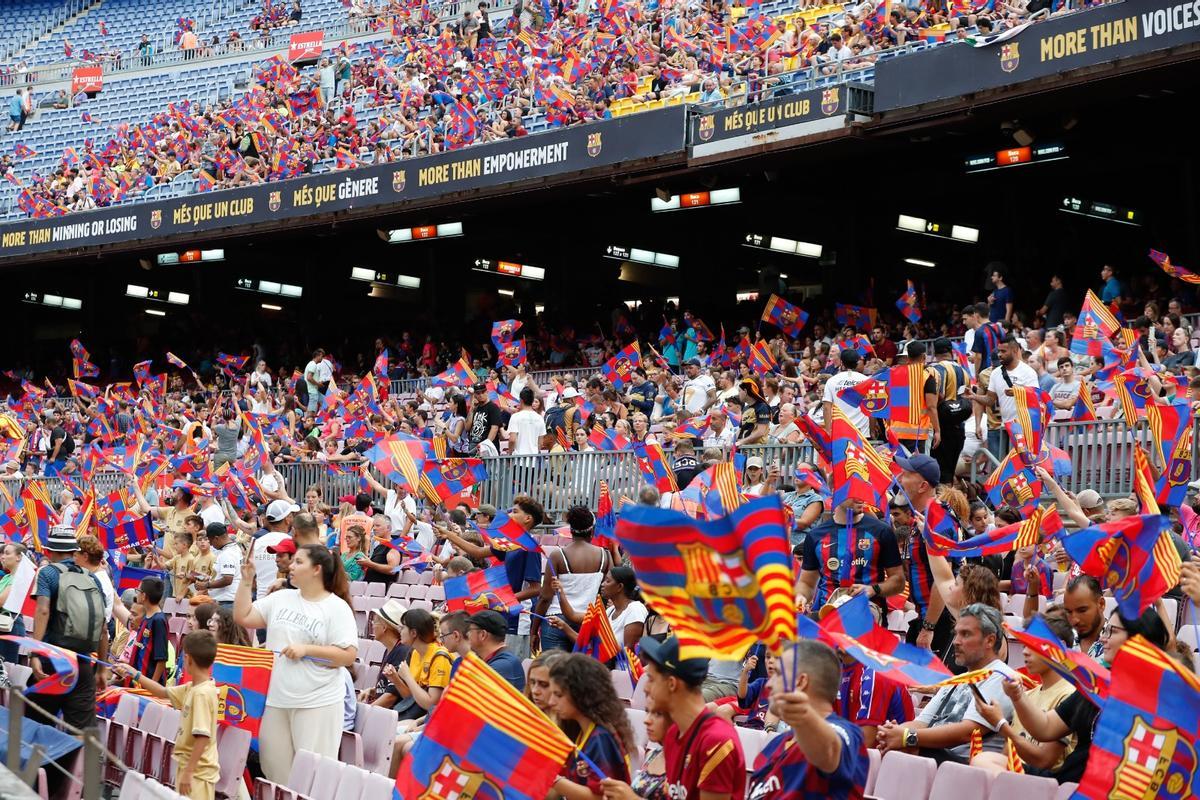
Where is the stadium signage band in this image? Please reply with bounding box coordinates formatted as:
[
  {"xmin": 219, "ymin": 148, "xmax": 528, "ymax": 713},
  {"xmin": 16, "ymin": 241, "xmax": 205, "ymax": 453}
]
[
  {"xmin": 0, "ymin": 106, "xmax": 686, "ymax": 261},
  {"xmin": 873, "ymin": 0, "xmax": 1200, "ymax": 111},
  {"xmin": 690, "ymin": 86, "xmax": 847, "ymax": 149}
]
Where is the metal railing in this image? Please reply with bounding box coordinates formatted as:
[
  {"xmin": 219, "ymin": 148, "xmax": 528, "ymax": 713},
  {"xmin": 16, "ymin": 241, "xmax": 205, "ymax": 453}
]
[{"xmin": 389, "ymin": 365, "xmax": 601, "ymax": 396}]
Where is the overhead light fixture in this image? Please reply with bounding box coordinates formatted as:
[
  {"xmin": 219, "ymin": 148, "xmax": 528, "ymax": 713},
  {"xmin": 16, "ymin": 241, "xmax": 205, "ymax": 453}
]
[
  {"xmin": 23, "ymin": 291, "xmax": 82, "ymax": 310},
  {"xmin": 666, "ymin": 296, "xmax": 679, "ymax": 306},
  {"xmin": 896, "ymin": 214, "xmax": 980, "ymax": 244},
  {"xmin": 743, "ymin": 233, "xmax": 823, "ymax": 259},
  {"xmin": 473, "ymin": 259, "xmax": 545, "ymax": 281},
  {"xmin": 381, "ymin": 222, "xmax": 464, "ymax": 243},
  {"xmin": 350, "ymin": 268, "xmax": 421, "ymax": 287},
  {"xmin": 144, "ymin": 309, "xmax": 166, "ymax": 317},
  {"xmin": 951, "ymin": 225, "xmax": 980, "ymax": 243},
  {"xmin": 904, "ymin": 258, "xmax": 937, "ymax": 268},
  {"xmin": 624, "ymin": 300, "xmax": 642, "ymax": 310},
  {"xmin": 261, "ymin": 303, "xmax": 282, "ymax": 311},
  {"xmin": 604, "ymin": 245, "xmax": 680, "ymax": 268},
  {"xmin": 498, "ymin": 289, "xmax": 515, "ymax": 297},
  {"xmin": 736, "ymin": 291, "xmax": 759, "ymax": 302},
  {"xmin": 651, "ymin": 188, "xmax": 741, "ymax": 212},
  {"xmin": 534, "ymin": 304, "xmax": 545, "ymax": 314},
  {"xmin": 156, "ymin": 249, "xmax": 225, "ymax": 265},
  {"xmin": 237, "ymin": 278, "xmax": 304, "ymax": 297},
  {"xmin": 126, "ymin": 284, "xmax": 190, "ymax": 305},
  {"xmin": 396, "ymin": 275, "xmax": 421, "ymax": 289}
]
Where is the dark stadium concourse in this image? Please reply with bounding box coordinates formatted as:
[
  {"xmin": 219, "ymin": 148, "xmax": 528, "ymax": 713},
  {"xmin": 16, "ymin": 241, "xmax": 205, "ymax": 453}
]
[{"xmin": 6, "ymin": 55, "xmax": 1199, "ymax": 372}]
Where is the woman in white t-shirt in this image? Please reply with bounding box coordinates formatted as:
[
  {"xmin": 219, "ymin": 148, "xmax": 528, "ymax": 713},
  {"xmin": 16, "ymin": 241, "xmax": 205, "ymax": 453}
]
[
  {"xmin": 234, "ymin": 543, "xmax": 358, "ymax": 782},
  {"xmin": 603, "ymin": 566, "xmax": 647, "ymax": 651}
]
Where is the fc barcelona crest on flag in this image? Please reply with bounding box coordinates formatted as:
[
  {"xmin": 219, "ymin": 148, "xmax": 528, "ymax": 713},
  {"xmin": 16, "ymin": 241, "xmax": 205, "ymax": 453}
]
[
  {"xmin": 268, "ymin": 190, "xmax": 281, "ymax": 211},
  {"xmin": 392, "ymin": 169, "xmax": 407, "ymax": 192},
  {"xmin": 821, "ymin": 87, "xmax": 840, "ymax": 115},
  {"xmin": 150, "ymin": 209, "xmax": 162, "ymax": 229},
  {"xmin": 419, "ymin": 756, "xmax": 505, "ymax": 800},
  {"xmin": 587, "ymin": 131, "xmax": 603, "ymax": 157},
  {"xmin": 863, "ymin": 384, "xmax": 889, "ymax": 415},
  {"xmin": 698, "ymin": 114, "xmax": 715, "ymax": 141},
  {"xmin": 1000, "ymin": 42, "xmax": 1020, "ymax": 73},
  {"xmin": 1113, "ymin": 717, "xmax": 1196, "ymax": 799}
]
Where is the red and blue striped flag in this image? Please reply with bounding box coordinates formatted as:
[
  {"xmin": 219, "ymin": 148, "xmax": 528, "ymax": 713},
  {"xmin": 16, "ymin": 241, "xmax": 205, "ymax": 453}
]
[
  {"xmin": 445, "ymin": 564, "xmax": 521, "ymax": 613},
  {"xmin": 1006, "ymin": 386, "xmax": 1051, "ymax": 467},
  {"xmin": 924, "ymin": 505, "xmax": 1058, "ymax": 558},
  {"xmin": 116, "ymin": 565, "xmax": 166, "ymax": 593},
  {"xmin": 601, "ymin": 342, "xmax": 641, "ymax": 390},
  {"xmin": 1071, "ymin": 289, "xmax": 1121, "ymax": 356},
  {"xmin": 984, "ymin": 451, "xmax": 1042, "ymax": 513},
  {"xmin": 394, "ymin": 652, "xmax": 574, "ymax": 800},
  {"xmin": 1146, "ymin": 400, "xmax": 1193, "ymax": 507},
  {"xmin": 421, "ymin": 458, "xmax": 487, "ymax": 502},
  {"xmin": 829, "ymin": 408, "xmax": 894, "ymax": 509},
  {"xmin": 574, "ymin": 596, "xmax": 621, "ymax": 663},
  {"xmin": 212, "ymin": 643, "xmax": 273, "ymax": 751},
  {"xmin": 1005, "ymin": 617, "xmax": 1109, "ymax": 707},
  {"xmin": 364, "ymin": 434, "xmax": 428, "ymax": 493},
  {"xmin": 1148, "ymin": 248, "xmax": 1200, "ymax": 284},
  {"xmin": 0, "ymin": 636, "xmax": 78, "ymax": 694},
  {"xmin": 1060, "ymin": 514, "xmax": 1179, "ymax": 617},
  {"xmin": 895, "ymin": 280, "xmax": 921, "ymax": 323},
  {"xmin": 632, "ymin": 440, "xmax": 677, "ymax": 493},
  {"xmin": 760, "ymin": 294, "xmax": 808, "ymax": 336},
  {"xmin": 1075, "ymin": 635, "xmax": 1200, "ymax": 800},
  {"xmin": 614, "ymin": 495, "xmax": 795, "ymax": 660},
  {"xmin": 834, "ymin": 303, "xmax": 876, "ymax": 331},
  {"xmin": 482, "ymin": 511, "xmax": 540, "ymax": 552}
]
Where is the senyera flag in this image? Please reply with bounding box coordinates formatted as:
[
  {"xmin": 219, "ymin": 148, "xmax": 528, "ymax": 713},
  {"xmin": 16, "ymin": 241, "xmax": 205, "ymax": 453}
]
[
  {"xmin": 444, "ymin": 564, "xmax": 521, "ymax": 614},
  {"xmin": 615, "ymin": 495, "xmax": 795, "ymax": 660},
  {"xmin": 1075, "ymin": 634, "xmax": 1200, "ymax": 800},
  {"xmin": 1005, "ymin": 617, "xmax": 1109, "ymax": 708},
  {"xmin": 797, "ymin": 593, "xmax": 952, "ymax": 687},
  {"xmin": 212, "ymin": 643, "xmax": 273, "ymax": 752},
  {"xmin": 0, "ymin": 636, "xmax": 78, "ymax": 694},
  {"xmin": 395, "ymin": 651, "xmax": 574, "ymax": 800},
  {"xmin": 1060, "ymin": 514, "xmax": 1179, "ymax": 618}
]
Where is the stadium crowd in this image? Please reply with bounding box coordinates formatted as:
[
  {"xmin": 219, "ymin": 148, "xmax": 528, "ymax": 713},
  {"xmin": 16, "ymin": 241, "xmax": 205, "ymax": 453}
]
[
  {"xmin": 4, "ymin": 0, "xmax": 1099, "ymax": 217},
  {"xmin": 1, "ymin": 250, "xmax": 1200, "ymax": 800}
]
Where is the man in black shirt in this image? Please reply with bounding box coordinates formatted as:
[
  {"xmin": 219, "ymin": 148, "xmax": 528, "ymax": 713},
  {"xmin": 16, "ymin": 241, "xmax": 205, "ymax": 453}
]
[
  {"xmin": 468, "ymin": 382, "xmax": 503, "ymax": 455},
  {"xmin": 736, "ymin": 378, "xmax": 770, "ymax": 446},
  {"xmin": 1038, "ymin": 274, "xmax": 1067, "ymax": 328},
  {"xmin": 671, "ymin": 439, "xmax": 701, "ymax": 489},
  {"xmin": 46, "ymin": 411, "xmax": 74, "ymax": 477}
]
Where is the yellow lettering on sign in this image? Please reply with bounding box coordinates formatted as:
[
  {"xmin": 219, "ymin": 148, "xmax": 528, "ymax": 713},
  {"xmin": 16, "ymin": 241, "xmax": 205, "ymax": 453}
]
[{"xmin": 1040, "ymin": 28, "xmax": 1087, "ymax": 61}]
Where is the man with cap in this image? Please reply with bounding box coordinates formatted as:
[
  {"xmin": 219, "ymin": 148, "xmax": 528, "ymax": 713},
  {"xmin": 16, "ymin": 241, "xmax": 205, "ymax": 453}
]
[
  {"xmin": 467, "ymin": 382, "xmax": 504, "ymax": 455},
  {"xmin": 823, "ymin": 349, "xmax": 870, "ymax": 439},
  {"xmin": 926, "ymin": 337, "xmax": 971, "ymax": 483},
  {"xmin": 601, "ymin": 635, "xmax": 745, "ymax": 800},
  {"xmin": 737, "ymin": 378, "xmax": 770, "ymax": 446},
  {"xmin": 195, "ymin": 523, "xmax": 241, "ymax": 609},
  {"xmin": 681, "ymin": 358, "xmax": 716, "ymax": 415},
  {"xmin": 365, "ymin": 598, "xmax": 412, "ymax": 708},
  {"xmin": 254, "ymin": 500, "xmax": 299, "ymax": 601},
  {"xmin": 798, "ymin": 495, "xmax": 904, "ymax": 619},
  {"xmin": 26, "ymin": 526, "xmax": 109, "ymax": 730},
  {"xmin": 264, "ymin": 537, "xmax": 296, "ymax": 595},
  {"xmin": 746, "ymin": 640, "xmax": 871, "ymax": 800},
  {"xmin": 467, "ymin": 609, "xmax": 525, "ymax": 691},
  {"xmin": 894, "ymin": 453, "xmax": 958, "ymax": 655}
]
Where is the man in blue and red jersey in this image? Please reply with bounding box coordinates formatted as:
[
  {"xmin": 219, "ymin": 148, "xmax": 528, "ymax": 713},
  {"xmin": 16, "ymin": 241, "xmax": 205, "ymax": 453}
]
[
  {"xmin": 798, "ymin": 499, "xmax": 904, "ymax": 620},
  {"xmin": 127, "ymin": 576, "xmax": 170, "ymax": 685},
  {"xmin": 746, "ymin": 639, "xmax": 869, "ymax": 800},
  {"xmin": 602, "ymin": 635, "xmax": 746, "ymax": 800},
  {"xmin": 896, "ymin": 453, "xmax": 959, "ymax": 657}
]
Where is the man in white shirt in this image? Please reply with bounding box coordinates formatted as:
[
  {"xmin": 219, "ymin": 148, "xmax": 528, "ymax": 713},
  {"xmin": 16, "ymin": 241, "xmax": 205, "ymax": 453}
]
[
  {"xmin": 505, "ymin": 388, "xmax": 546, "ymax": 456},
  {"xmin": 702, "ymin": 409, "xmax": 736, "ymax": 449},
  {"xmin": 383, "ymin": 484, "xmax": 417, "ymax": 534},
  {"xmin": 196, "ymin": 487, "xmax": 225, "ymax": 529},
  {"xmin": 1048, "ymin": 356, "xmax": 1081, "ymax": 416},
  {"xmin": 254, "ymin": 500, "xmax": 299, "ymax": 599},
  {"xmin": 822, "ymin": 349, "xmax": 871, "ymax": 438},
  {"xmin": 198, "ymin": 523, "xmax": 241, "ymax": 608},
  {"xmin": 681, "ymin": 358, "xmax": 716, "ymax": 415},
  {"xmin": 304, "ymin": 348, "xmax": 334, "ymax": 412},
  {"xmin": 969, "ymin": 334, "xmax": 1039, "ymax": 459}
]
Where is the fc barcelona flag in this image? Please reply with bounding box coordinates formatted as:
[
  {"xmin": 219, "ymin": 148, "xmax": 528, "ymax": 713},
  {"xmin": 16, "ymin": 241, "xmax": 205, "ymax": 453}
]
[
  {"xmin": 895, "ymin": 280, "xmax": 921, "ymax": 324},
  {"xmin": 747, "ymin": 339, "xmax": 778, "ymax": 375},
  {"xmin": 615, "ymin": 495, "xmax": 795, "ymax": 660},
  {"xmin": 0, "ymin": 636, "xmax": 78, "ymax": 695},
  {"xmin": 1060, "ymin": 514, "xmax": 1179, "ymax": 617},
  {"xmin": 1072, "ymin": 380, "xmax": 1098, "ymax": 422},
  {"xmin": 481, "ymin": 511, "xmax": 540, "ymax": 552},
  {"xmin": 601, "ymin": 342, "xmax": 641, "ymax": 390},
  {"xmin": 363, "ymin": 434, "xmax": 428, "ymax": 493},
  {"xmin": 394, "ymin": 652, "xmax": 574, "ymax": 800},
  {"xmin": 1075, "ymin": 635, "xmax": 1200, "ymax": 800},
  {"xmin": 490, "ymin": 319, "xmax": 523, "ymax": 349},
  {"xmin": 1005, "ymin": 617, "xmax": 1109, "ymax": 707},
  {"xmin": 1148, "ymin": 248, "xmax": 1200, "ymax": 284},
  {"xmin": 801, "ymin": 594, "xmax": 952, "ymax": 687},
  {"xmin": 829, "ymin": 408, "xmax": 894, "ymax": 510},
  {"xmin": 444, "ymin": 564, "xmax": 521, "ymax": 613},
  {"xmin": 421, "ymin": 458, "xmax": 488, "ymax": 501},
  {"xmin": 924, "ymin": 505, "xmax": 1059, "ymax": 559},
  {"xmin": 574, "ymin": 596, "xmax": 621, "ymax": 663},
  {"xmin": 834, "ymin": 303, "xmax": 876, "ymax": 331},
  {"xmin": 1005, "ymin": 386, "xmax": 1051, "ymax": 467},
  {"xmin": 212, "ymin": 643, "xmax": 273, "ymax": 752},
  {"xmin": 984, "ymin": 451, "xmax": 1042, "ymax": 514},
  {"xmin": 496, "ymin": 337, "xmax": 527, "ymax": 368},
  {"xmin": 760, "ymin": 294, "xmax": 808, "ymax": 337},
  {"xmin": 1071, "ymin": 289, "xmax": 1121, "ymax": 356},
  {"xmin": 1146, "ymin": 400, "xmax": 1193, "ymax": 507},
  {"xmin": 633, "ymin": 440, "xmax": 678, "ymax": 493},
  {"xmin": 1132, "ymin": 445, "xmax": 1161, "ymax": 515}
]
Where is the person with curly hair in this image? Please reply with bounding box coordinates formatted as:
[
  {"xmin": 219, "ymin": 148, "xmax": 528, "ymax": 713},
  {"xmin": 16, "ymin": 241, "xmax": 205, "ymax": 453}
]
[{"xmin": 548, "ymin": 653, "xmax": 633, "ymax": 800}]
